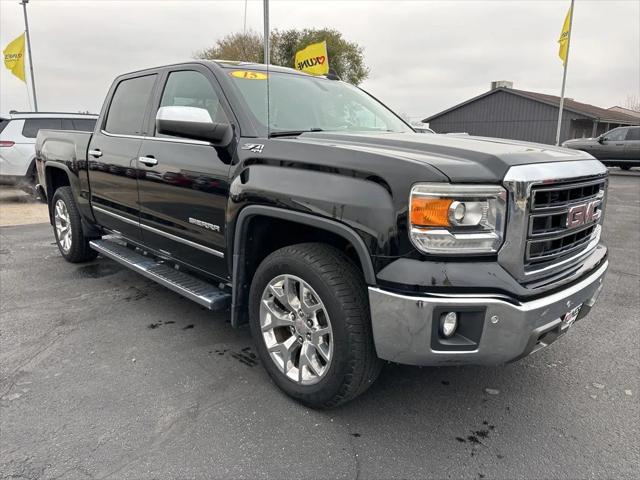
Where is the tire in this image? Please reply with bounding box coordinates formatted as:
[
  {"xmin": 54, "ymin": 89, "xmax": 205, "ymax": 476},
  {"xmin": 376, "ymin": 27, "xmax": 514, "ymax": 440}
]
[
  {"xmin": 51, "ymin": 186, "xmax": 98, "ymax": 263},
  {"xmin": 620, "ymin": 165, "xmax": 632, "ymax": 171},
  {"xmin": 249, "ymin": 243, "xmax": 382, "ymax": 408}
]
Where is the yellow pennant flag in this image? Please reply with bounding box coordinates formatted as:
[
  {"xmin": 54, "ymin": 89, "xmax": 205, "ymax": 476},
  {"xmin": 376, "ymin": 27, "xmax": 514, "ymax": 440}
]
[
  {"xmin": 3, "ymin": 32, "xmax": 26, "ymax": 82},
  {"xmin": 294, "ymin": 40, "xmax": 329, "ymax": 76},
  {"xmin": 558, "ymin": 5, "xmax": 573, "ymax": 66}
]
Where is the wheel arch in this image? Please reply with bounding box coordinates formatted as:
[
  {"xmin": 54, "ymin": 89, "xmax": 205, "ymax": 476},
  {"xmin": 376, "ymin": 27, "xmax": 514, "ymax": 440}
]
[
  {"xmin": 230, "ymin": 205, "xmax": 377, "ymax": 327},
  {"xmin": 44, "ymin": 163, "xmax": 74, "ymax": 224}
]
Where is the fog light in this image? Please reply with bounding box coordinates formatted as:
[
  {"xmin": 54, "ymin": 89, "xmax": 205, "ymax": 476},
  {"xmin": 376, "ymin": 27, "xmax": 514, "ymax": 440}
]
[{"xmin": 440, "ymin": 312, "xmax": 458, "ymax": 338}]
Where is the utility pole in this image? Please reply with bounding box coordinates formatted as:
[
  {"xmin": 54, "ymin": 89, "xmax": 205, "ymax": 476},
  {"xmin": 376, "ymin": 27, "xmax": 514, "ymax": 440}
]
[
  {"xmin": 20, "ymin": 0, "xmax": 38, "ymax": 111},
  {"xmin": 263, "ymin": 0, "xmax": 269, "ymax": 64},
  {"xmin": 555, "ymin": 0, "xmax": 574, "ymax": 146}
]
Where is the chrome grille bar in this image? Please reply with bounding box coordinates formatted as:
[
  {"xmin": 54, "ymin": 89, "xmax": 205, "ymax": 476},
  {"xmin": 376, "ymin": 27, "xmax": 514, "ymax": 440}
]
[
  {"xmin": 499, "ymin": 159, "xmax": 608, "ymax": 286},
  {"xmin": 526, "ymin": 182, "xmax": 605, "ymax": 267}
]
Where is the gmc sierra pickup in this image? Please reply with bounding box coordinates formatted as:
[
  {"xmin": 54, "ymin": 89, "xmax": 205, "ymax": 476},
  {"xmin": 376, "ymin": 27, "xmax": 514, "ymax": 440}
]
[{"xmin": 36, "ymin": 61, "xmax": 609, "ymax": 408}]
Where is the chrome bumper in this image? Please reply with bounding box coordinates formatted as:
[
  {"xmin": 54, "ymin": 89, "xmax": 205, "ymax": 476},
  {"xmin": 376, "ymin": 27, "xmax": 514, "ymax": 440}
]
[{"xmin": 369, "ymin": 260, "xmax": 608, "ymax": 366}]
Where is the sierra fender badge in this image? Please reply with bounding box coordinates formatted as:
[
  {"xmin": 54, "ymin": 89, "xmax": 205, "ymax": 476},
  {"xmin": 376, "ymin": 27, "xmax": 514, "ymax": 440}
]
[
  {"xmin": 188, "ymin": 217, "xmax": 221, "ymax": 232},
  {"xmin": 241, "ymin": 143, "xmax": 264, "ymax": 153}
]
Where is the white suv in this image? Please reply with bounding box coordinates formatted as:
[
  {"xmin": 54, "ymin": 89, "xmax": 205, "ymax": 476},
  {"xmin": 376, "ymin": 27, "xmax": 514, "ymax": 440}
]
[{"xmin": 0, "ymin": 112, "xmax": 97, "ymax": 193}]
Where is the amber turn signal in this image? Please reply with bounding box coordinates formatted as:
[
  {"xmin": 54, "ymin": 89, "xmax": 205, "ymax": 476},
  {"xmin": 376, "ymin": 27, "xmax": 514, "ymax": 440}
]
[{"xmin": 410, "ymin": 198, "xmax": 452, "ymax": 227}]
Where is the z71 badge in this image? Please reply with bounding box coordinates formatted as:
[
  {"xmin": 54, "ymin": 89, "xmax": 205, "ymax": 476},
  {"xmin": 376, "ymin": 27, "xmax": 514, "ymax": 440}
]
[{"xmin": 241, "ymin": 143, "xmax": 264, "ymax": 153}]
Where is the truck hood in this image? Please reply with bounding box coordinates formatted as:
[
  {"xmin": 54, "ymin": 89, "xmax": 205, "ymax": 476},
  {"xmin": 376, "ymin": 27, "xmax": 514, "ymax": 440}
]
[{"xmin": 292, "ymin": 131, "xmax": 591, "ymax": 182}]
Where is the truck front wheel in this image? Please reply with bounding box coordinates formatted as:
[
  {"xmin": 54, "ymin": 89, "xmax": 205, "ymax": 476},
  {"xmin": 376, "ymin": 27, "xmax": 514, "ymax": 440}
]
[
  {"xmin": 249, "ymin": 243, "xmax": 381, "ymax": 408},
  {"xmin": 51, "ymin": 186, "xmax": 98, "ymax": 263}
]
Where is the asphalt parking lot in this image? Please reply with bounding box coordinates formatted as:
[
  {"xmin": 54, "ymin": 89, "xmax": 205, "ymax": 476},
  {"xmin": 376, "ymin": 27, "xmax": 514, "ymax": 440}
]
[{"xmin": 1, "ymin": 170, "xmax": 638, "ymax": 480}]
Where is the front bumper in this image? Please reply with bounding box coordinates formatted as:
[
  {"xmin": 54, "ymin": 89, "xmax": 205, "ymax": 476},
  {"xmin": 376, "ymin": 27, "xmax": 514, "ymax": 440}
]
[{"xmin": 369, "ymin": 260, "xmax": 608, "ymax": 366}]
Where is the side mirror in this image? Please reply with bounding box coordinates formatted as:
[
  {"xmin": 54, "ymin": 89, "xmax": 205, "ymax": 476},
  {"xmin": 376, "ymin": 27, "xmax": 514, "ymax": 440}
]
[
  {"xmin": 597, "ymin": 136, "xmax": 606, "ymax": 144},
  {"xmin": 156, "ymin": 106, "xmax": 232, "ymax": 145}
]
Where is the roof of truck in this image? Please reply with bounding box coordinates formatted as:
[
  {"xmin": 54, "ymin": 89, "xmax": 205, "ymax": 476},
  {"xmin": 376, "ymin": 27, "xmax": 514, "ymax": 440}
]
[
  {"xmin": 5, "ymin": 112, "xmax": 98, "ymax": 119},
  {"xmin": 116, "ymin": 60, "xmax": 336, "ymax": 81}
]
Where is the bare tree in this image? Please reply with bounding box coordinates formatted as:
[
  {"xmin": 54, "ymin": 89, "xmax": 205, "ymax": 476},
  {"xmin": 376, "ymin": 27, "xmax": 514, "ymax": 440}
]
[{"xmin": 623, "ymin": 94, "xmax": 640, "ymax": 112}]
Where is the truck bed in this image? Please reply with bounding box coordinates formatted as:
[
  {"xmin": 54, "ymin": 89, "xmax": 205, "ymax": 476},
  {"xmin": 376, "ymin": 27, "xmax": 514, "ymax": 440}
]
[{"xmin": 36, "ymin": 129, "xmax": 92, "ymax": 165}]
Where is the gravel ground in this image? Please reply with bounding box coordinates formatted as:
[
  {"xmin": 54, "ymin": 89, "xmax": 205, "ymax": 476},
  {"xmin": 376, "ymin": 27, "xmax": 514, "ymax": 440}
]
[
  {"xmin": 0, "ymin": 188, "xmax": 48, "ymax": 227},
  {"xmin": 0, "ymin": 171, "xmax": 638, "ymax": 479}
]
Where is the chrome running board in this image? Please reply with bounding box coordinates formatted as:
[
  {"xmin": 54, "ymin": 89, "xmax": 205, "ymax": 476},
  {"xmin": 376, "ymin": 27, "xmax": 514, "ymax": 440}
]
[{"xmin": 89, "ymin": 238, "xmax": 230, "ymax": 311}]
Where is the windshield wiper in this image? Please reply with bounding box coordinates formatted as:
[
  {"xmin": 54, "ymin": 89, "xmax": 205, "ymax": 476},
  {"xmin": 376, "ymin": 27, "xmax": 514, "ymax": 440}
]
[{"xmin": 269, "ymin": 128, "xmax": 324, "ymax": 138}]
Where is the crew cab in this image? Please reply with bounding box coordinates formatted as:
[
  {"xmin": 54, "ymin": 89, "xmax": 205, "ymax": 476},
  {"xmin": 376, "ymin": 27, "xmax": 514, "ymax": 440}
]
[{"xmin": 36, "ymin": 61, "xmax": 609, "ymax": 408}]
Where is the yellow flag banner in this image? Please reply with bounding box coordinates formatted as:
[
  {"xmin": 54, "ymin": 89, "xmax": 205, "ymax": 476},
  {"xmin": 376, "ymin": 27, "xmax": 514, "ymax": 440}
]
[
  {"xmin": 3, "ymin": 32, "xmax": 26, "ymax": 82},
  {"xmin": 294, "ymin": 41, "xmax": 329, "ymax": 76},
  {"xmin": 558, "ymin": 5, "xmax": 573, "ymax": 66}
]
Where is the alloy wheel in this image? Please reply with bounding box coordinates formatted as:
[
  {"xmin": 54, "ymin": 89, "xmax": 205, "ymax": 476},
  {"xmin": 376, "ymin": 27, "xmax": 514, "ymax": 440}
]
[
  {"xmin": 54, "ymin": 199, "xmax": 72, "ymax": 253},
  {"xmin": 260, "ymin": 274, "xmax": 333, "ymax": 385}
]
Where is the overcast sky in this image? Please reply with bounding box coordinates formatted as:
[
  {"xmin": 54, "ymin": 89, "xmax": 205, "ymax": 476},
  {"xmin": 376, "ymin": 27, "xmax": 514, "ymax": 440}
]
[{"xmin": 1, "ymin": 0, "xmax": 639, "ymax": 122}]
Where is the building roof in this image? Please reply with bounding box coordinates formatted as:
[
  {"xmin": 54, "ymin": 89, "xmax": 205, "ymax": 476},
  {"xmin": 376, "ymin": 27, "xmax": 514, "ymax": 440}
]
[
  {"xmin": 608, "ymin": 106, "xmax": 640, "ymax": 119},
  {"xmin": 423, "ymin": 87, "xmax": 640, "ymax": 125}
]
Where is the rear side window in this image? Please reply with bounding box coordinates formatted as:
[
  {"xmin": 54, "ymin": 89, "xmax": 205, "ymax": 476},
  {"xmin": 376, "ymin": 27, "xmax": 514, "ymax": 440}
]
[
  {"xmin": 22, "ymin": 118, "xmax": 63, "ymax": 138},
  {"xmin": 626, "ymin": 127, "xmax": 640, "ymax": 141},
  {"xmin": 0, "ymin": 119, "xmax": 9, "ymax": 134},
  {"xmin": 105, "ymin": 75, "xmax": 157, "ymax": 135}
]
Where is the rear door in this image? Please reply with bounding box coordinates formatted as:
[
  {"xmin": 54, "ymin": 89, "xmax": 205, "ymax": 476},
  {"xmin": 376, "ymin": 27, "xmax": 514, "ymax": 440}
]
[
  {"xmin": 136, "ymin": 67, "xmax": 234, "ymax": 279},
  {"xmin": 624, "ymin": 126, "xmax": 640, "ymax": 160},
  {"xmin": 87, "ymin": 74, "xmax": 158, "ymax": 241}
]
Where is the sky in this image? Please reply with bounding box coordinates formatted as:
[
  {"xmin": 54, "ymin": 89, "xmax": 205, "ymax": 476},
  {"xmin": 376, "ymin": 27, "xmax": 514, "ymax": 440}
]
[{"xmin": 1, "ymin": 0, "xmax": 639, "ymax": 123}]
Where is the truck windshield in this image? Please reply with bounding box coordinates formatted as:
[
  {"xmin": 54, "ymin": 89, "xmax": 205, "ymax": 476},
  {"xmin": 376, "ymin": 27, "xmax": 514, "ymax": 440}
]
[{"xmin": 227, "ymin": 70, "xmax": 410, "ymax": 136}]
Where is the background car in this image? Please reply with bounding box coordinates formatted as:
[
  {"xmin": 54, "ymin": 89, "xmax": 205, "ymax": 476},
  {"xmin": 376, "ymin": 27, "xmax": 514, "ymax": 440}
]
[
  {"xmin": 562, "ymin": 125, "xmax": 640, "ymax": 170},
  {"xmin": 0, "ymin": 112, "xmax": 97, "ymax": 194}
]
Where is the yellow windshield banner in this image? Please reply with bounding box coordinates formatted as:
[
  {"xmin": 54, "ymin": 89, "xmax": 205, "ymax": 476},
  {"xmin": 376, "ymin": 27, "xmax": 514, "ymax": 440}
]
[
  {"xmin": 3, "ymin": 32, "xmax": 26, "ymax": 82},
  {"xmin": 294, "ymin": 40, "xmax": 329, "ymax": 76},
  {"xmin": 558, "ymin": 5, "xmax": 573, "ymax": 66},
  {"xmin": 230, "ymin": 70, "xmax": 268, "ymax": 80}
]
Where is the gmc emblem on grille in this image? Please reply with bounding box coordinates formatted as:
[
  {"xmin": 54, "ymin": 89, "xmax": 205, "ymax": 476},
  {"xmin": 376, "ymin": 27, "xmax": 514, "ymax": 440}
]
[{"xmin": 566, "ymin": 200, "xmax": 601, "ymax": 229}]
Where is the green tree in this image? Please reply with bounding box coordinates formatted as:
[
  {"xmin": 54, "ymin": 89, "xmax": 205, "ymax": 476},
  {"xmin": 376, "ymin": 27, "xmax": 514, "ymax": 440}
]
[
  {"xmin": 272, "ymin": 28, "xmax": 369, "ymax": 85},
  {"xmin": 195, "ymin": 30, "xmax": 264, "ymax": 63},
  {"xmin": 196, "ymin": 28, "xmax": 369, "ymax": 85}
]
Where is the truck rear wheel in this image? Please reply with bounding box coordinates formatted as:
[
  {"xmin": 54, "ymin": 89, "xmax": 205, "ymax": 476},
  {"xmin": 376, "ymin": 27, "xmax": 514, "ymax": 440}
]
[
  {"xmin": 249, "ymin": 243, "xmax": 381, "ymax": 408},
  {"xmin": 52, "ymin": 186, "xmax": 98, "ymax": 263}
]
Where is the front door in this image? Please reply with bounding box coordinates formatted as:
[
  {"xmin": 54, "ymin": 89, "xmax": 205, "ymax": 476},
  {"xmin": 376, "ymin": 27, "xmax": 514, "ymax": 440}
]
[
  {"xmin": 136, "ymin": 68, "xmax": 233, "ymax": 280},
  {"xmin": 88, "ymin": 74, "xmax": 158, "ymax": 240},
  {"xmin": 600, "ymin": 127, "xmax": 627, "ymax": 160}
]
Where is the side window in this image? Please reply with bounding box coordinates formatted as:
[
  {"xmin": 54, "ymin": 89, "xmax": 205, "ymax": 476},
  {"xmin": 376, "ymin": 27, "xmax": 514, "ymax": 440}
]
[
  {"xmin": 0, "ymin": 119, "xmax": 9, "ymax": 134},
  {"xmin": 105, "ymin": 75, "xmax": 157, "ymax": 135},
  {"xmin": 72, "ymin": 119, "xmax": 97, "ymax": 132},
  {"xmin": 605, "ymin": 128, "xmax": 627, "ymax": 141},
  {"xmin": 157, "ymin": 70, "xmax": 228, "ymax": 135},
  {"xmin": 62, "ymin": 118, "xmax": 96, "ymax": 132},
  {"xmin": 22, "ymin": 118, "xmax": 63, "ymax": 138},
  {"xmin": 625, "ymin": 127, "xmax": 640, "ymax": 141}
]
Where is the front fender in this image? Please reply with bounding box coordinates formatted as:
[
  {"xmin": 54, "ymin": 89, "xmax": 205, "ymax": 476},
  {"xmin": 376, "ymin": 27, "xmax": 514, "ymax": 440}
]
[{"xmin": 227, "ymin": 163, "xmax": 397, "ymax": 259}]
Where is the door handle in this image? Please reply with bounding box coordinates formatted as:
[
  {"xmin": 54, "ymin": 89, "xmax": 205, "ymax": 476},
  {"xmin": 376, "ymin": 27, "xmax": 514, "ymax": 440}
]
[
  {"xmin": 88, "ymin": 149, "xmax": 102, "ymax": 158},
  {"xmin": 138, "ymin": 156, "xmax": 158, "ymax": 167}
]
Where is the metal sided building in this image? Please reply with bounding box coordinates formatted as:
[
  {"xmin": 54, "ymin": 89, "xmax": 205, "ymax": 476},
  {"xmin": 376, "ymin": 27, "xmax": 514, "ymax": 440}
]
[{"xmin": 423, "ymin": 82, "xmax": 639, "ymax": 145}]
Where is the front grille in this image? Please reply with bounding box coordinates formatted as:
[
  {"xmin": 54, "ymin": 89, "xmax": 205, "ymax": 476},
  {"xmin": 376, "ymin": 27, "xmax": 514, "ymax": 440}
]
[{"xmin": 525, "ymin": 178, "xmax": 606, "ymax": 270}]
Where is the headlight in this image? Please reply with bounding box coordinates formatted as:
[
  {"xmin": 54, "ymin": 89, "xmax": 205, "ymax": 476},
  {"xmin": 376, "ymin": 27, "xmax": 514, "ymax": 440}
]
[{"xmin": 409, "ymin": 183, "xmax": 507, "ymax": 254}]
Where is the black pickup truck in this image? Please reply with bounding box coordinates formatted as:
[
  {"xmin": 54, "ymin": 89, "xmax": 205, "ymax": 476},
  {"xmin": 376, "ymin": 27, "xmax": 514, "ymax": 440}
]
[{"xmin": 36, "ymin": 61, "xmax": 609, "ymax": 408}]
